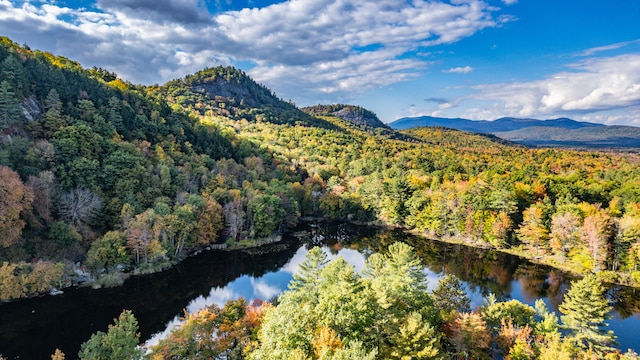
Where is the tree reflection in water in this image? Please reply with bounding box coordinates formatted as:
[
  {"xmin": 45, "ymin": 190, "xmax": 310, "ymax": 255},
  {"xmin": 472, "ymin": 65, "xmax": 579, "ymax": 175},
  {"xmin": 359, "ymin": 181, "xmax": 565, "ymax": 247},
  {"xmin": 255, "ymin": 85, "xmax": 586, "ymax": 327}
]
[{"xmin": 0, "ymin": 221, "xmax": 639, "ymax": 358}]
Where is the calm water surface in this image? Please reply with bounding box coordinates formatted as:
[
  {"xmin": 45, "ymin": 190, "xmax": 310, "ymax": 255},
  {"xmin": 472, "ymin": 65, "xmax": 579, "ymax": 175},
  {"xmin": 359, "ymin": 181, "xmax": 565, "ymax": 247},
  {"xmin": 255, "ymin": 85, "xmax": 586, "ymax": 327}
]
[{"xmin": 1, "ymin": 222, "xmax": 639, "ymax": 358}]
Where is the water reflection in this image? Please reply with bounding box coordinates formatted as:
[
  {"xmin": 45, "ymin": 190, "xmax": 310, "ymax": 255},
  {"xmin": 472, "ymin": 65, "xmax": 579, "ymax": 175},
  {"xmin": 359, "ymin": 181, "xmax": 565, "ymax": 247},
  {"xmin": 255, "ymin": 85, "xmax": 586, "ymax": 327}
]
[{"xmin": 1, "ymin": 222, "xmax": 639, "ymax": 358}]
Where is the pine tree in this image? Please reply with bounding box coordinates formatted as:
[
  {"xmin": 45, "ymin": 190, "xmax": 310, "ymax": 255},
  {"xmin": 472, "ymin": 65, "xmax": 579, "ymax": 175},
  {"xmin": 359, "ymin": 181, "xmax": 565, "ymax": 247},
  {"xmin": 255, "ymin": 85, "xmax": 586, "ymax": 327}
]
[
  {"xmin": 42, "ymin": 88, "xmax": 65, "ymax": 137},
  {"xmin": 288, "ymin": 246, "xmax": 329, "ymax": 302},
  {"xmin": 559, "ymin": 275, "xmax": 616, "ymax": 354},
  {"xmin": 78, "ymin": 310, "xmax": 141, "ymax": 360},
  {"xmin": 0, "ymin": 80, "xmax": 22, "ymax": 134},
  {"xmin": 107, "ymin": 96, "xmax": 124, "ymax": 133},
  {"xmin": 1, "ymin": 55, "xmax": 26, "ymax": 96},
  {"xmin": 432, "ymin": 274, "xmax": 471, "ymax": 316}
]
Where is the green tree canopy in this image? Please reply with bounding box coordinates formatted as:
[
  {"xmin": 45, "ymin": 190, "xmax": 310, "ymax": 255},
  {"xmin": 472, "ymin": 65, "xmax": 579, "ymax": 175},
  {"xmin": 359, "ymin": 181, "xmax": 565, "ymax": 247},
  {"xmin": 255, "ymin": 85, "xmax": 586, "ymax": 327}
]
[
  {"xmin": 559, "ymin": 274, "xmax": 616, "ymax": 354},
  {"xmin": 78, "ymin": 310, "xmax": 142, "ymax": 360}
]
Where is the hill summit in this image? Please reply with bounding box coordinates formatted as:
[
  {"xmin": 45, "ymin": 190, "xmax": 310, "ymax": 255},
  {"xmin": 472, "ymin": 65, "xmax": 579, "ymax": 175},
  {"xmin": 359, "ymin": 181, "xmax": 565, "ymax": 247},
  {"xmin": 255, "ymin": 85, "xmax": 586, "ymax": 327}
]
[
  {"xmin": 301, "ymin": 104, "xmax": 387, "ymax": 129},
  {"xmin": 161, "ymin": 66, "xmax": 330, "ymax": 128}
]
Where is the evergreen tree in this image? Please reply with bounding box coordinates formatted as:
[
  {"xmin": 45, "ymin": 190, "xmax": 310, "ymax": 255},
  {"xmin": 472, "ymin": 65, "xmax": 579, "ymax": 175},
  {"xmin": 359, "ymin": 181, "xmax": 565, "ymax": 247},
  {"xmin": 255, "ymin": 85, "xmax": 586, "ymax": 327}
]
[
  {"xmin": 107, "ymin": 96, "xmax": 124, "ymax": 133},
  {"xmin": 248, "ymin": 193, "xmax": 285, "ymax": 238},
  {"xmin": 0, "ymin": 80, "xmax": 22, "ymax": 134},
  {"xmin": 316, "ymin": 257, "xmax": 375, "ymax": 342},
  {"xmin": 288, "ymin": 246, "xmax": 329, "ymax": 302},
  {"xmin": 432, "ymin": 274, "xmax": 471, "ymax": 316},
  {"xmin": 42, "ymin": 88, "xmax": 65, "ymax": 137},
  {"xmin": 78, "ymin": 310, "xmax": 141, "ymax": 360},
  {"xmin": 1, "ymin": 55, "xmax": 26, "ymax": 96},
  {"xmin": 559, "ymin": 274, "xmax": 616, "ymax": 354},
  {"xmin": 534, "ymin": 299, "xmax": 560, "ymax": 338}
]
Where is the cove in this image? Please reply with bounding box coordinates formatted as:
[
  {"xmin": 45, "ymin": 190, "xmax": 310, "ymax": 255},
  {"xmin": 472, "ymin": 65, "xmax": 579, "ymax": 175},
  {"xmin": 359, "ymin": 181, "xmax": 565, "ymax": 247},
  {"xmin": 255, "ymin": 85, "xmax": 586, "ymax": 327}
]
[{"xmin": 0, "ymin": 222, "xmax": 639, "ymax": 358}]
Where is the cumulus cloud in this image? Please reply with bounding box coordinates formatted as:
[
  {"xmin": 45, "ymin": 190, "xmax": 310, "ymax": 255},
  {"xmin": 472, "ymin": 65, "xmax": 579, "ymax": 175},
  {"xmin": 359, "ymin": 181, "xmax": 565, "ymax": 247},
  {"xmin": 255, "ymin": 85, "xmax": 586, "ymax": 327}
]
[
  {"xmin": 248, "ymin": 48, "xmax": 425, "ymax": 96},
  {"xmin": 96, "ymin": 0, "xmax": 211, "ymax": 23},
  {"xmin": 467, "ymin": 54, "xmax": 640, "ymax": 118},
  {"xmin": 0, "ymin": 0, "xmax": 505, "ymax": 97},
  {"xmin": 442, "ymin": 66, "xmax": 473, "ymax": 74}
]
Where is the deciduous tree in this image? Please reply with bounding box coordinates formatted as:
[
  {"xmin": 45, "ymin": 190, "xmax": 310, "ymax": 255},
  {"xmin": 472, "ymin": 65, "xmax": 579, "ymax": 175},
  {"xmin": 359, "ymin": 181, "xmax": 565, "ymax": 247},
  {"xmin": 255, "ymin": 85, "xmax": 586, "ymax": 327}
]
[
  {"xmin": 85, "ymin": 231, "xmax": 130, "ymax": 272},
  {"xmin": 58, "ymin": 186, "xmax": 102, "ymax": 230},
  {"xmin": 0, "ymin": 165, "xmax": 33, "ymax": 247},
  {"xmin": 517, "ymin": 204, "xmax": 549, "ymax": 254},
  {"xmin": 549, "ymin": 211, "xmax": 581, "ymax": 256},
  {"xmin": 196, "ymin": 196, "xmax": 224, "ymax": 245},
  {"xmin": 580, "ymin": 210, "xmax": 614, "ymax": 272},
  {"xmin": 449, "ymin": 312, "xmax": 490, "ymax": 359}
]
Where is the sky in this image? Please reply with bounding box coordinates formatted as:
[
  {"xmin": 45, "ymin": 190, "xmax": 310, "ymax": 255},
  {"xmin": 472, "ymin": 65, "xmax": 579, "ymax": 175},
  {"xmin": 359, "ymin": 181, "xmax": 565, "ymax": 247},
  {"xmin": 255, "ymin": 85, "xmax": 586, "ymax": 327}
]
[{"xmin": 0, "ymin": 0, "xmax": 639, "ymax": 125}]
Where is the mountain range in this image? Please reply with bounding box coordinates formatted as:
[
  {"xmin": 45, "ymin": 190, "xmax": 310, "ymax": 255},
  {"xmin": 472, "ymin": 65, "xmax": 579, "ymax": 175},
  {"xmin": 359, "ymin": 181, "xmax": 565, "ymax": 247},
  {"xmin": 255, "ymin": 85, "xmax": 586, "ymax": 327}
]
[{"xmin": 389, "ymin": 116, "xmax": 640, "ymax": 148}]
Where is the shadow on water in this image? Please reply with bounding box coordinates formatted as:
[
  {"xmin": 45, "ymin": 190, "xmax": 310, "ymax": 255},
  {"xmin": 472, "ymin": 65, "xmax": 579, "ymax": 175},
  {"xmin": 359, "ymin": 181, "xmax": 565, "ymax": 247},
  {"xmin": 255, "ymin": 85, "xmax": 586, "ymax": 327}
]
[
  {"xmin": 0, "ymin": 238, "xmax": 300, "ymax": 359},
  {"xmin": 1, "ymin": 222, "xmax": 639, "ymax": 358}
]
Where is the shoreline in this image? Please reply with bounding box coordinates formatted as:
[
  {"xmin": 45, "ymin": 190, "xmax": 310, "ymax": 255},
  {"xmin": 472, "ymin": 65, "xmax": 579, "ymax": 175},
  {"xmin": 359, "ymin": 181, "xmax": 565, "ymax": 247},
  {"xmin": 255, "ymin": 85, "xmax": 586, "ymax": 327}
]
[
  {"xmin": 405, "ymin": 227, "xmax": 640, "ymax": 290},
  {"xmin": 6, "ymin": 219, "xmax": 640, "ymax": 304}
]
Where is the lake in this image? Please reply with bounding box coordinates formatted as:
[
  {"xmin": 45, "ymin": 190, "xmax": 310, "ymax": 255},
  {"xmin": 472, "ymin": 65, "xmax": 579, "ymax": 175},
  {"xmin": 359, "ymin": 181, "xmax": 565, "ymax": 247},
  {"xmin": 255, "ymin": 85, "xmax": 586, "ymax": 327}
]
[{"xmin": 1, "ymin": 222, "xmax": 639, "ymax": 358}]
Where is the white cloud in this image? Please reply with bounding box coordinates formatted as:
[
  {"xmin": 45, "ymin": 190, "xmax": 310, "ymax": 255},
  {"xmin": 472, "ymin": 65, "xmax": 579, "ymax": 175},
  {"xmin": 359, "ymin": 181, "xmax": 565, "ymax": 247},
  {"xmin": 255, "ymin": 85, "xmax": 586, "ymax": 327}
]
[
  {"xmin": 0, "ymin": 0, "xmax": 505, "ymax": 96},
  {"xmin": 186, "ymin": 286, "xmax": 238, "ymax": 312},
  {"xmin": 248, "ymin": 48, "xmax": 425, "ymax": 96},
  {"xmin": 442, "ymin": 66, "xmax": 473, "ymax": 74},
  {"xmin": 502, "ymin": 0, "xmax": 517, "ymax": 5},
  {"xmin": 332, "ymin": 249, "xmax": 366, "ymax": 272},
  {"xmin": 465, "ymin": 54, "xmax": 640, "ymax": 119},
  {"xmin": 251, "ymin": 278, "xmax": 282, "ymax": 300},
  {"xmin": 579, "ymin": 111, "xmax": 640, "ymax": 126},
  {"xmin": 96, "ymin": 0, "xmax": 210, "ymax": 23},
  {"xmin": 145, "ymin": 316, "xmax": 184, "ymax": 348},
  {"xmin": 580, "ymin": 39, "xmax": 640, "ymax": 56},
  {"xmin": 281, "ymin": 246, "xmax": 310, "ymax": 274}
]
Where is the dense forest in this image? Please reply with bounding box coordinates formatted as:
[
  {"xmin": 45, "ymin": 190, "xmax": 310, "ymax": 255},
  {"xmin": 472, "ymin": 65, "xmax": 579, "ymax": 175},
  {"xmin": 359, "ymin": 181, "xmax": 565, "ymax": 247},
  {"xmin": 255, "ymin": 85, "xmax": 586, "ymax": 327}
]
[{"xmin": 2, "ymin": 36, "xmax": 640, "ymax": 358}]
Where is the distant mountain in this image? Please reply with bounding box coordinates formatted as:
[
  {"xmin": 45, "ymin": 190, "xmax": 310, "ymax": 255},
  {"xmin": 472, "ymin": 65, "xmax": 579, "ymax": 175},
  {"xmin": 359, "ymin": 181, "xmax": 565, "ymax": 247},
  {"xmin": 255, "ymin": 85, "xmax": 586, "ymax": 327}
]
[
  {"xmin": 301, "ymin": 104, "xmax": 388, "ymax": 129},
  {"xmin": 494, "ymin": 125, "xmax": 640, "ymax": 148},
  {"xmin": 387, "ymin": 115, "xmax": 640, "ymax": 148},
  {"xmin": 389, "ymin": 116, "xmax": 603, "ymax": 132}
]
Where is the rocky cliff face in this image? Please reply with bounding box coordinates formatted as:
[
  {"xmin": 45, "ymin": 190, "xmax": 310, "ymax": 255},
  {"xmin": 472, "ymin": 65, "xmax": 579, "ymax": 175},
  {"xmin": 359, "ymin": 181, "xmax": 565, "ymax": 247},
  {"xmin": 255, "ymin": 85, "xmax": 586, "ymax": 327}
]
[
  {"xmin": 302, "ymin": 104, "xmax": 388, "ymax": 129},
  {"xmin": 21, "ymin": 97, "xmax": 41, "ymax": 122}
]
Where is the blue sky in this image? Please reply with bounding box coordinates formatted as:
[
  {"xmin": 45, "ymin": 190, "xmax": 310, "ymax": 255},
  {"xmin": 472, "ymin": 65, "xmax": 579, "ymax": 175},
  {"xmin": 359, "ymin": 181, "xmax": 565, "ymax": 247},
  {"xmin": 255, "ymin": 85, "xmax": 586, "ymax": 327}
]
[{"xmin": 0, "ymin": 0, "xmax": 638, "ymax": 124}]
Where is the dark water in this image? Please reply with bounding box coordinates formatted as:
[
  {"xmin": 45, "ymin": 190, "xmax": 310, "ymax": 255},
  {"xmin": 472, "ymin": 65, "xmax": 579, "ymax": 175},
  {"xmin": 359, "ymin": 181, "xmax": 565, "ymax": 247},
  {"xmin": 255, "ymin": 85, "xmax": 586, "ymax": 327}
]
[{"xmin": 1, "ymin": 222, "xmax": 639, "ymax": 358}]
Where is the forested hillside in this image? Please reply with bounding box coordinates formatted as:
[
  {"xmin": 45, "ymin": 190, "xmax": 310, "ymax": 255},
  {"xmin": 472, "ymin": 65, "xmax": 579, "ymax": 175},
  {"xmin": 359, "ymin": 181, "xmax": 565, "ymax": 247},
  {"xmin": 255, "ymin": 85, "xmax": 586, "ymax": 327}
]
[
  {"xmin": 3, "ymin": 35, "xmax": 640, "ymax": 307},
  {"xmin": 157, "ymin": 66, "xmax": 331, "ymax": 128}
]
